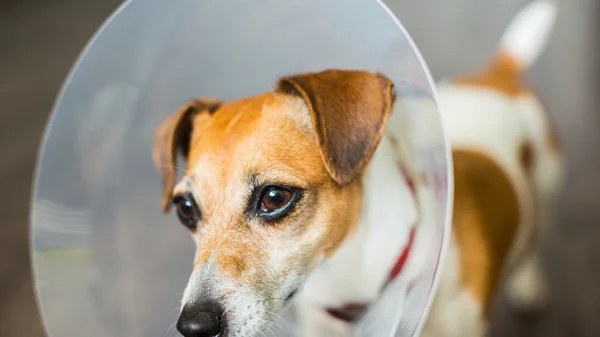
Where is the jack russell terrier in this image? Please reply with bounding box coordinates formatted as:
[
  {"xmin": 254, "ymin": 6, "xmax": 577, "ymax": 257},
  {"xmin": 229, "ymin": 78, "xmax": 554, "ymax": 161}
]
[{"xmin": 152, "ymin": 1, "xmax": 563, "ymax": 336}]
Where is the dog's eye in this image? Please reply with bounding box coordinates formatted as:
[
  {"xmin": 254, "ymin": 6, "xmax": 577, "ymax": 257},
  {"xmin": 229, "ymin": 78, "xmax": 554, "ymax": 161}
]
[
  {"xmin": 251, "ymin": 184, "xmax": 301, "ymax": 222},
  {"xmin": 261, "ymin": 187, "xmax": 293, "ymax": 213},
  {"xmin": 172, "ymin": 193, "xmax": 200, "ymax": 230}
]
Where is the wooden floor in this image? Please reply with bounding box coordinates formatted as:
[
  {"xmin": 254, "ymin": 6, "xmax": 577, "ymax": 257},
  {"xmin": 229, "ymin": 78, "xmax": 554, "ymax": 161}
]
[{"xmin": 0, "ymin": 1, "xmax": 598, "ymax": 336}]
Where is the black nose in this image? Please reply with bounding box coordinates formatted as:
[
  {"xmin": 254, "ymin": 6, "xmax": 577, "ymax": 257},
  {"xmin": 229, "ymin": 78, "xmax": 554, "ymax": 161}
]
[{"xmin": 177, "ymin": 301, "xmax": 223, "ymax": 337}]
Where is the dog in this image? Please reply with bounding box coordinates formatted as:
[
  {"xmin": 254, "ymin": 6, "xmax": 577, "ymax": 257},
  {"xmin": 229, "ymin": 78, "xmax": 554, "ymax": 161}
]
[
  {"xmin": 152, "ymin": 1, "xmax": 563, "ymax": 336},
  {"xmin": 421, "ymin": 1, "xmax": 564, "ymax": 336}
]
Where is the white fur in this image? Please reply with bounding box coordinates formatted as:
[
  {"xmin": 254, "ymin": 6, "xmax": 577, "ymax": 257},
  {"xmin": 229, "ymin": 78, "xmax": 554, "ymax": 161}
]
[
  {"xmin": 296, "ymin": 301, "xmax": 352, "ymax": 337},
  {"xmin": 284, "ymin": 96, "xmax": 313, "ymax": 131},
  {"xmin": 499, "ymin": 0, "xmax": 558, "ymax": 69},
  {"xmin": 297, "ymin": 133, "xmax": 418, "ymax": 307}
]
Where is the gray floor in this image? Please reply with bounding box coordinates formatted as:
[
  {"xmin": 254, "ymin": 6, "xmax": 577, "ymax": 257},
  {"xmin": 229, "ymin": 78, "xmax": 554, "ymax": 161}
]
[{"xmin": 0, "ymin": 0, "xmax": 598, "ymax": 336}]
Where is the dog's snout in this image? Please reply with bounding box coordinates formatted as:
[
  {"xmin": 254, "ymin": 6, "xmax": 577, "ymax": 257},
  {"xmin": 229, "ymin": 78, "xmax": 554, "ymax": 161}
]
[{"xmin": 177, "ymin": 301, "xmax": 223, "ymax": 337}]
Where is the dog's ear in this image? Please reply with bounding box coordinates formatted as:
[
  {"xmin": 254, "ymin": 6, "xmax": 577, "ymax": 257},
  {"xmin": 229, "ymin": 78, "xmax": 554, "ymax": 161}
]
[
  {"xmin": 153, "ymin": 99, "xmax": 222, "ymax": 212},
  {"xmin": 277, "ymin": 69, "xmax": 395, "ymax": 185}
]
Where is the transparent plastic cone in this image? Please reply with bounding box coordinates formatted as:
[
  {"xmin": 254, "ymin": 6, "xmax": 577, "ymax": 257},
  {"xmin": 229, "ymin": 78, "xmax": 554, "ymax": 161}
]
[{"xmin": 30, "ymin": 0, "xmax": 452, "ymax": 336}]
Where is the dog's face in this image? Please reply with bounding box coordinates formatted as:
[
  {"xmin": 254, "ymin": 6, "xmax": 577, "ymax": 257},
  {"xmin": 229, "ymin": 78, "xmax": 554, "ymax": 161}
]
[{"xmin": 153, "ymin": 70, "xmax": 395, "ymax": 337}]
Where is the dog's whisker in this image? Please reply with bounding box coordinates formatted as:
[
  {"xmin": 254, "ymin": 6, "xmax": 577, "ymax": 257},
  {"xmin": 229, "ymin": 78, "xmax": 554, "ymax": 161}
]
[
  {"xmin": 262, "ymin": 307, "xmax": 295, "ymax": 331},
  {"xmin": 255, "ymin": 317, "xmax": 279, "ymax": 337},
  {"xmin": 164, "ymin": 321, "xmax": 177, "ymax": 337},
  {"xmin": 263, "ymin": 314, "xmax": 294, "ymax": 336},
  {"xmin": 264, "ymin": 323, "xmax": 277, "ymax": 337}
]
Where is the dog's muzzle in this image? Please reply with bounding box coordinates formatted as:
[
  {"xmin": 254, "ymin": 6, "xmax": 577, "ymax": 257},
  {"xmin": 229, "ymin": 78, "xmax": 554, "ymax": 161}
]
[{"xmin": 177, "ymin": 301, "xmax": 224, "ymax": 337}]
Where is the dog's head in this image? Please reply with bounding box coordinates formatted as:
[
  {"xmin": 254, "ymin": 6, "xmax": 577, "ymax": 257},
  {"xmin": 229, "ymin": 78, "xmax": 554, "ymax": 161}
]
[{"xmin": 153, "ymin": 69, "xmax": 395, "ymax": 337}]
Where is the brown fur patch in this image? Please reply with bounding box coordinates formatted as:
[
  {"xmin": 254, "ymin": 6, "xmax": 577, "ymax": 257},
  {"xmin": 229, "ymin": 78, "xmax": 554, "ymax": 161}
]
[
  {"xmin": 452, "ymin": 149, "xmax": 520, "ymax": 318},
  {"xmin": 454, "ymin": 51, "xmax": 528, "ymax": 97}
]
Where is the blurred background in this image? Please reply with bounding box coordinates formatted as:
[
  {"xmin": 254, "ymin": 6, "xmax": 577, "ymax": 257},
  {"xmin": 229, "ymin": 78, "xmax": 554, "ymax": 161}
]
[{"xmin": 0, "ymin": 0, "xmax": 597, "ymax": 336}]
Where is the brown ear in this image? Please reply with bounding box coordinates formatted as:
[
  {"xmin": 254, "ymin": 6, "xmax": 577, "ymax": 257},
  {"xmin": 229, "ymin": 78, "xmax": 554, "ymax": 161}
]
[
  {"xmin": 277, "ymin": 69, "xmax": 396, "ymax": 185},
  {"xmin": 152, "ymin": 98, "xmax": 221, "ymax": 212}
]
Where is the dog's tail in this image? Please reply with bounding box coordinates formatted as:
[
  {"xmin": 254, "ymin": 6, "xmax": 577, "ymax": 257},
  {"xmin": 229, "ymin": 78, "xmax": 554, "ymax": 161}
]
[{"xmin": 496, "ymin": 0, "xmax": 558, "ymax": 71}]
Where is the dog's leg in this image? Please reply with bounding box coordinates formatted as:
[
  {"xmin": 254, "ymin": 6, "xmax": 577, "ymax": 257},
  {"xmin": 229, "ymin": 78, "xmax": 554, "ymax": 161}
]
[
  {"xmin": 505, "ymin": 174, "xmax": 562, "ymax": 313},
  {"xmin": 506, "ymin": 97, "xmax": 565, "ymax": 313},
  {"xmin": 294, "ymin": 301, "xmax": 350, "ymax": 337},
  {"xmin": 504, "ymin": 164, "xmax": 556, "ymax": 313},
  {"xmin": 503, "ymin": 184, "xmax": 550, "ymax": 313},
  {"xmin": 505, "ymin": 245, "xmax": 548, "ymax": 312}
]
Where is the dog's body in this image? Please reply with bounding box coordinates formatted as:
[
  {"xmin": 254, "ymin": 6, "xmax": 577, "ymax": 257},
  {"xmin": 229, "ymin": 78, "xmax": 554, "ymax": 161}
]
[
  {"xmin": 152, "ymin": 2, "xmax": 563, "ymax": 337},
  {"xmin": 421, "ymin": 2, "xmax": 563, "ymax": 336}
]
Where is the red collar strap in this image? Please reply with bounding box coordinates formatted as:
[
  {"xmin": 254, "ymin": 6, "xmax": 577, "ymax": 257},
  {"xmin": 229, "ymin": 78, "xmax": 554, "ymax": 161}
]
[
  {"xmin": 325, "ymin": 165, "xmax": 419, "ymax": 323},
  {"xmin": 325, "ymin": 226, "xmax": 417, "ymax": 323},
  {"xmin": 384, "ymin": 226, "xmax": 416, "ymax": 286},
  {"xmin": 384, "ymin": 163, "xmax": 419, "ymax": 285}
]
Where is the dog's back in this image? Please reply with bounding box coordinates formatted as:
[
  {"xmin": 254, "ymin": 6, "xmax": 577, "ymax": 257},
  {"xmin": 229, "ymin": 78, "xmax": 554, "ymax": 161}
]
[{"xmin": 422, "ymin": 2, "xmax": 564, "ymax": 337}]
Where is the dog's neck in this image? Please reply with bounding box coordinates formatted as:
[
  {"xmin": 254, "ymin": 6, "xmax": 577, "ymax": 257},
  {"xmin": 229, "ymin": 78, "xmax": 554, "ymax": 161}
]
[{"xmin": 299, "ymin": 133, "xmax": 419, "ymax": 308}]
